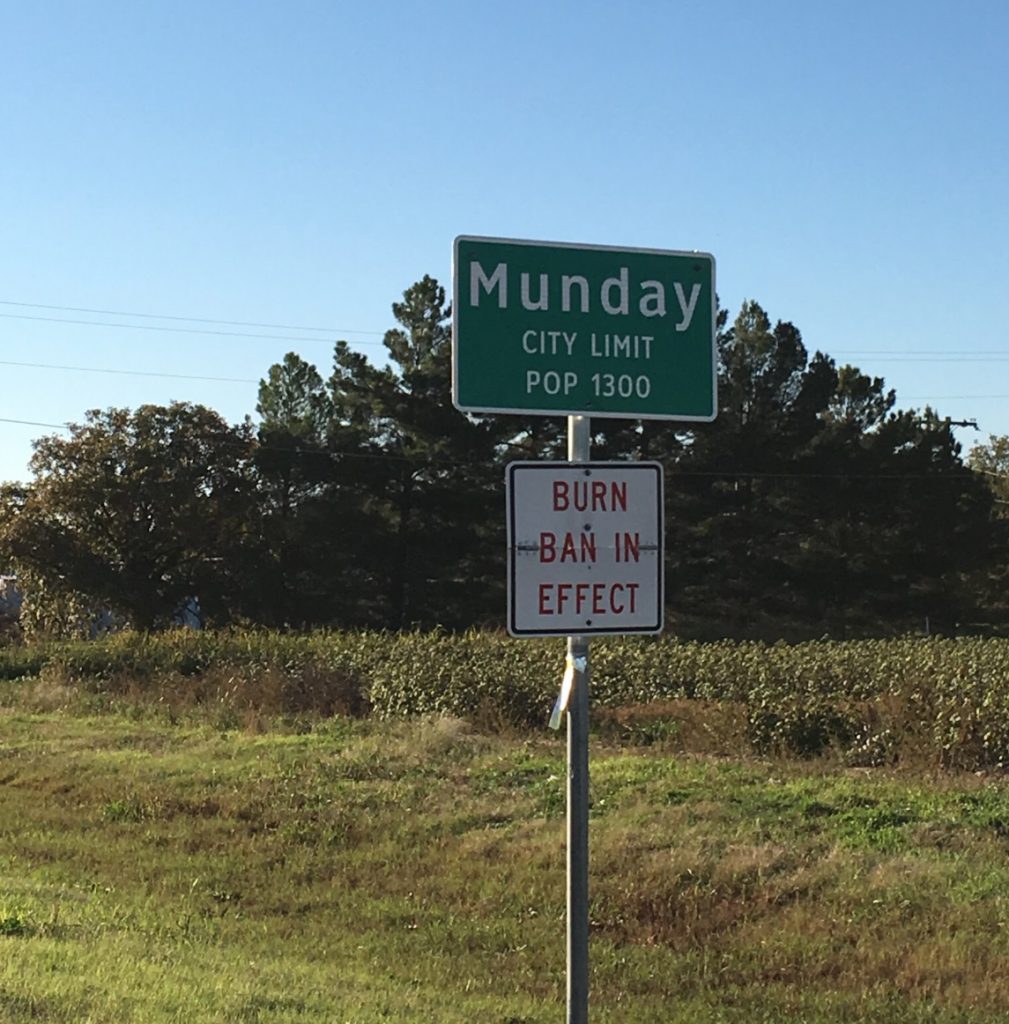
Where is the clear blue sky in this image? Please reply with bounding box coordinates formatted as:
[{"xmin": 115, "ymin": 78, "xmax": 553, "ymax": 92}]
[{"xmin": 2, "ymin": 0, "xmax": 1007, "ymax": 483}]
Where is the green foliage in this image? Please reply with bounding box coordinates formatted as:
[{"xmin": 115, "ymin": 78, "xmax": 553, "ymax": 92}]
[
  {"xmin": 668, "ymin": 305, "xmax": 996, "ymax": 638},
  {"xmin": 0, "ymin": 403, "xmax": 262, "ymax": 632},
  {"xmin": 5, "ymin": 288, "xmax": 1005, "ymax": 639},
  {"xmin": 11, "ymin": 631, "xmax": 1009, "ymax": 770},
  {"xmin": 0, "ymin": 907, "xmax": 31, "ymax": 937}
]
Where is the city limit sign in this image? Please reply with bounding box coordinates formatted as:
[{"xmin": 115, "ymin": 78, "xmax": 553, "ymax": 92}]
[
  {"xmin": 507, "ymin": 461, "xmax": 664, "ymax": 637},
  {"xmin": 453, "ymin": 236, "xmax": 716, "ymax": 421}
]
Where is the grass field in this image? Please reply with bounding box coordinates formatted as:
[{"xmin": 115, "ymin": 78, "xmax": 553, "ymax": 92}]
[{"xmin": 6, "ymin": 667, "xmax": 1009, "ymax": 1022}]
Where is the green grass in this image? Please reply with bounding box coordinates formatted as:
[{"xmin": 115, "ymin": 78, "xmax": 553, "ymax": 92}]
[{"xmin": 6, "ymin": 701, "xmax": 1009, "ymax": 1022}]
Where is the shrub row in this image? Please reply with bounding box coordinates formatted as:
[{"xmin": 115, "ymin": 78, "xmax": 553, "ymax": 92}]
[{"xmin": 4, "ymin": 631, "xmax": 1009, "ymax": 768}]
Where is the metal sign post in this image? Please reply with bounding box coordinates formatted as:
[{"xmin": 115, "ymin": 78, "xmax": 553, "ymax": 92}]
[
  {"xmin": 453, "ymin": 232, "xmax": 709, "ymax": 1024},
  {"xmin": 503, "ymin": 428, "xmax": 664, "ymax": 1023},
  {"xmin": 567, "ymin": 414, "xmax": 590, "ymax": 1024}
]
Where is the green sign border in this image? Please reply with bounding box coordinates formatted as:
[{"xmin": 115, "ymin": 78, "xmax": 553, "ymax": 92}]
[{"xmin": 452, "ymin": 235, "xmax": 717, "ymax": 421}]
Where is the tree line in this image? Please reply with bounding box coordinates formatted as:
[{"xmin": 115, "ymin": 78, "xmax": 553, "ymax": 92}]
[{"xmin": 2, "ymin": 275, "xmax": 1006, "ymax": 640}]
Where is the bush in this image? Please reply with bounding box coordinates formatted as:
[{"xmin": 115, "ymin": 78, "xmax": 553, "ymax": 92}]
[{"xmin": 8, "ymin": 631, "xmax": 1009, "ymax": 769}]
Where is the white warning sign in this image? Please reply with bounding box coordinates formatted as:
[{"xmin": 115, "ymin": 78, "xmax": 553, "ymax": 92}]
[{"xmin": 506, "ymin": 461, "xmax": 664, "ymax": 637}]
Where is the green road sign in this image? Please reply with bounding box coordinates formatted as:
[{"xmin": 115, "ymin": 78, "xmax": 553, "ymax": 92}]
[{"xmin": 452, "ymin": 236, "xmax": 716, "ymax": 421}]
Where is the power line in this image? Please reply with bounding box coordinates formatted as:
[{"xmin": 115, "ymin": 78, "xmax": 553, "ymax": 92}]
[
  {"xmin": 0, "ymin": 299, "xmax": 386, "ymax": 336},
  {"xmin": 0, "ymin": 359, "xmax": 257, "ymax": 384},
  {"xmin": 0, "ymin": 416, "xmax": 68, "ymax": 430},
  {"xmin": 2, "ymin": 355, "xmax": 1005, "ymax": 440},
  {"xmin": 836, "ymin": 350, "xmax": 1009, "ymax": 357},
  {"xmin": 0, "ymin": 417, "xmax": 996, "ymax": 481},
  {"xmin": 861, "ymin": 356, "xmax": 1009, "ymax": 363},
  {"xmin": 3, "ymin": 299, "xmax": 1007, "ymax": 361},
  {"xmin": 5, "ymin": 352, "xmax": 1009, "ymax": 403},
  {"xmin": 4, "ymin": 351, "xmax": 1008, "ymax": 403},
  {"xmin": 0, "ymin": 312, "xmax": 386, "ymax": 347},
  {"xmin": 4, "ymin": 303, "xmax": 1009, "ymax": 367}
]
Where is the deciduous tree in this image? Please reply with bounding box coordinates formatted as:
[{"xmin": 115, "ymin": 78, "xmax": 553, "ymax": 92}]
[{"xmin": 0, "ymin": 403, "xmax": 260, "ymax": 631}]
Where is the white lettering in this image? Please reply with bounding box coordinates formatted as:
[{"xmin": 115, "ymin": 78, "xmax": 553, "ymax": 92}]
[
  {"xmin": 520, "ymin": 272, "xmax": 549, "ymax": 311},
  {"xmin": 673, "ymin": 282, "xmax": 702, "ymax": 332},
  {"xmin": 561, "ymin": 275, "xmax": 590, "ymax": 313},
  {"xmin": 521, "ymin": 330, "xmax": 579, "ymax": 356},
  {"xmin": 601, "ymin": 267, "xmax": 629, "ymax": 316},
  {"xmin": 468, "ymin": 259, "xmax": 705, "ymax": 330},
  {"xmin": 589, "ymin": 334, "xmax": 653, "ymax": 359},
  {"xmin": 526, "ymin": 370, "xmax": 578, "ymax": 395},
  {"xmin": 639, "ymin": 280, "xmax": 666, "ymax": 318},
  {"xmin": 591, "ymin": 372, "xmax": 652, "ymax": 399},
  {"xmin": 470, "ymin": 262, "xmax": 508, "ymax": 308}
]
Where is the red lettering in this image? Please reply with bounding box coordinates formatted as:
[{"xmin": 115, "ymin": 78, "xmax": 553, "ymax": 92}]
[
  {"xmin": 611, "ymin": 481, "xmax": 627, "ymax": 512},
  {"xmin": 536, "ymin": 581, "xmax": 643, "ymax": 622},
  {"xmin": 615, "ymin": 531, "xmax": 640, "ymax": 563},
  {"xmin": 540, "ymin": 531, "xmax": 599, "ymax": 563},
  {"xmin": 580, "ymin": 532, "xmax": 597, "ymax": 562},
  {"xmin": 606, "ymin": 582, "xmax": 640, "ymax": 615},
  {"xmin": 552, "ymin": 478, "xmax": 630, "ymax": 512}
]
